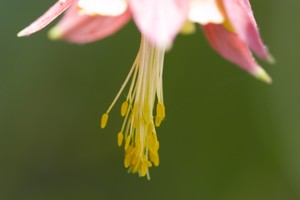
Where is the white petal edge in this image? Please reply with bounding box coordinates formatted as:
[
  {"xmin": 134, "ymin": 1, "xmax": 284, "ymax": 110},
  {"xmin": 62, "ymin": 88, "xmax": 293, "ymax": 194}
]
[
  {"xmin": 189, "ymin": 0, "xmax": 224, "ymax": 25},
  {"xmin": 78, "ymin": 0, "xmax": 127, "ymax": 16}
]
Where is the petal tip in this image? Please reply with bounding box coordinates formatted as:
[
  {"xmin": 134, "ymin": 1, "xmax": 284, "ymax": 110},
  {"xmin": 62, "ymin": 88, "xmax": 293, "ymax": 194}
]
[
  {"xmin": 267, "ymin": 53, "xmax": 276, "ymax": 64},
  {"xmin": 180, "ymin": 20, "xmax": 196, "ymax": 35},
  {"xmin": 253, "ymin": 68, "xmax": 272, "ymax": 84},
  {"xmin": 17, "ymin": 29, "xmax": 28, "ymax": 37},
  {"xmin": 48, "ymin": 27, "xmax": 62, "ymax": 40}
]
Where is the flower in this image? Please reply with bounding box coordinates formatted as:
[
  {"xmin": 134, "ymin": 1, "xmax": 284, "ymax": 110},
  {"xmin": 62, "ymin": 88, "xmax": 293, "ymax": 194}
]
[
  {"xmin": 18, "ymin": 0, "xmax": 189, "ymax": 47},
  {"xmin": 18, "ymin": 0, "xmax": 273, "ymax": 179}
]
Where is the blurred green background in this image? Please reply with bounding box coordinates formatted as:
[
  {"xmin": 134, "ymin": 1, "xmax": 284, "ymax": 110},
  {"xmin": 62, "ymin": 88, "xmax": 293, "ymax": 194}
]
[{"xmin": 1, "ymin": 0, "xmax": 300, "ymax": 199}]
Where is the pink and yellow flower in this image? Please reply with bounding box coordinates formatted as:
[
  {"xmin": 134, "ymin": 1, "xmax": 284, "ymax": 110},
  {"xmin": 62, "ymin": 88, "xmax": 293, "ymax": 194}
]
[{"xmin": 18, "ymin": 0, "xmax": 273, "ymax": 179}]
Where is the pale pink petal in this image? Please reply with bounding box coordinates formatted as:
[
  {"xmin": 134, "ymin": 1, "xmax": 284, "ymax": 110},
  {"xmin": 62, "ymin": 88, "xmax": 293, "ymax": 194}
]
[
  {"xmin": 222, "ymin": 0, "xmax": 272, "ymax": 61},
  {"xmin": 189, "ymin": 0, "xmax": 224, "ymax": 25},
  {"xmin": 48, "ymin": 4, "xmax": 131, "ymax": 44},
  {"xmin": 202, "ymin": 24, "xmax": 271, "ymax": 83},
  {"xmin": 129, "ymin": 0, "xmax": 189, "ymax": 47},
  {"xmin": 78, "ymin": 0, "xmax": 128, "ymax": 16},
  {"xmin": 18, "ymin": 0, "xmax": 76, "ymax": 37}
]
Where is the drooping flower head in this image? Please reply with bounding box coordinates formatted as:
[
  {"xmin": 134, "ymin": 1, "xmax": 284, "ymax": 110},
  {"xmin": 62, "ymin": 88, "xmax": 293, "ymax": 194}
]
[{"xmin": 18, "ymin": 0, "xmax": 273, "ymax": 179}]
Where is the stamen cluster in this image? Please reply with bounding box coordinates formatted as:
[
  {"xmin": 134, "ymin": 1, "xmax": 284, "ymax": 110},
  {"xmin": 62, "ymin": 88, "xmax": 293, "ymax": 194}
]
[{"xmin": 101, "ymin": 37, "xmax": 165, "ymax": 179}]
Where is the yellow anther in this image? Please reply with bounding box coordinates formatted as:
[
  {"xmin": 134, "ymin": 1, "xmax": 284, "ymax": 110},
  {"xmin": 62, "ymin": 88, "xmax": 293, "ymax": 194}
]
[
  {"xmin": 152, "ymin": 131, "xmax": 158, "ymax": 142},
  {"xmin": 100, "ymin": 113, "xmax": 109, "ymax": 129},
  {"xmin": 124, "ymin": 135, "xmax": 131, "ymax": 150},
  {"xmin": 150, "ymin": 152, "xmax": 159, "ymax": 167},
  {"xmin": 124, "ymin": 154, "xmax": 132, "ymax": 168},
  {"xmin": 117, "ymin": 132, "xmax": 124, "ymax": 147},
  {"xmin": 155, "ymin": 116, "xmax": 162, "ymax": 127},
  {"xmin": 125, "ymin": 145, "xmax": 134, "ymax": 154},
  {"xmin": 156, "ymin": 103, "xmax": 165, "ymax": 119},
  {"xmin": 147, "ymin": 122, "xmax": 154, "ymax": 134},
  {"xmin": 131, "ymin": 159, "xmax": 141, "ymax": 173},
  {"xmin": 132, "ymin": 103, "xmax": 138, "ymax": 116},
  {"xmin": 131, "ymin": 115, "xmax": 138, "ymax": 128},
  {"xmin": 180, "ymin": 20, "xmax": 196, "ymax": 35},
  {"xmin": 131, "ymin": 155, "xmax": 138, "ymax": 166},
  {"xmin": 148, "ymin": 132, "xmax": 155, "ymax": 149},
  {"xmin": 147, "ymin": 161, "xmax": 152, "ymax": 168},
  {"xmin": 134, "ymin": 141, "xmax": 141, "ymax": 153},
  {"xmin": 155, "ymin": 141, "xmax": 160, "ymax": 151},
  {"xmin": 148, "ymin": 138, "xmax": 153, "ymax": 149},
  {"xmin": 121, "ymin": 101, "xmax": 128, "ymax": 117},
  {"xmin": 149, "ymin": 139, "xmax": 158, "ymax": 151},
  {"xmin": 140, "ymin": 162, "xmax": 148, "ymax": 177},
  {"xmin": 124, "ymin": 146, "xmax": 134, "ymax": 168}
]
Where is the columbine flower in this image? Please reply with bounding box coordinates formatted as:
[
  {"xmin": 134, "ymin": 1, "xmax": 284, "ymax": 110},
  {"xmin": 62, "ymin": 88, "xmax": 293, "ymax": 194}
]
[{"xmin": 18, "ymin": 0, "xmax": 273, "ymax": 179}]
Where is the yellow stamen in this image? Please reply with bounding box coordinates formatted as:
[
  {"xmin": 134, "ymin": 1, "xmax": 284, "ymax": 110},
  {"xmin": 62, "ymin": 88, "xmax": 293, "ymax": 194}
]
[
  {"xmin": 124, "ymin": 135, "xmax": 131, "ymax": 150},
  {"xmin": 155, "ymin": 116, "xmax": 162, "ymax": 127},
  {"xmin": 117, "ymin": 132, "xmax": 124, "ymax": 147},
  {"xmin": 100, "ymin": 113, "xmax": 109, "ymax": 129},
  {"xmin": 156, "ymin": 102, "xmax": 166, "ymax": 119},
  {"xmin": 124, "ymin": 146, "xmax": 134, "ymax": 168},
  {"xmin": 150, "ymin": 151, "xmax": 160, "ymax": 167},
  {"xmin": 101, "ymin": 36, "xmax": 166, "ymax": 179},
  {"xmin": 121, "ymin": 101, "xmax": 128, "ymax": 117}
]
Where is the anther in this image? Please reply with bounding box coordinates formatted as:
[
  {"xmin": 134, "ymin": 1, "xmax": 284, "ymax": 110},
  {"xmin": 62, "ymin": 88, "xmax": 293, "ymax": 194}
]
[
  {"xmin": 101, "ymin": 113, "xmax": 109, "ymax": 129},
  {"xmin": 124, "ymin": 135, "xmax": 131, "ymax": 150},
  {"xmin": 117, "ymin": 132, "xmax": 124, "ymax": 147},
  {"xmin": 156, "ymin": 103, "xmax": 165, "ymax": 119},
  {"xmin": 155, "ymin": 116, "xmax": 162, "ymax": 127},
  {"xmin": 121, "ymin": 101, "xmax": 128, "ymax": 117}
]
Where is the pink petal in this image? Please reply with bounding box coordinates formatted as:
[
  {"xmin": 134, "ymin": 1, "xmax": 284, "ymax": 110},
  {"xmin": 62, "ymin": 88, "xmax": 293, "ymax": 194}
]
[
  {"xmin": 49, "ymin": 4, "xmax": 131, "ymax": 44},
  {"xmin": 221, "ymin": 0, "xmax": 272, "ymax": 61},
  {"xmin": 18, "ymin": 0, "xmax": 76, "ymax": 37},
  {"xmin": 129, "ymin": 0, "xmax": 189, "ymax": 47},
  {"xmin": 202, "ymin": 24, "xmax": 271, "ymax": 83}
]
